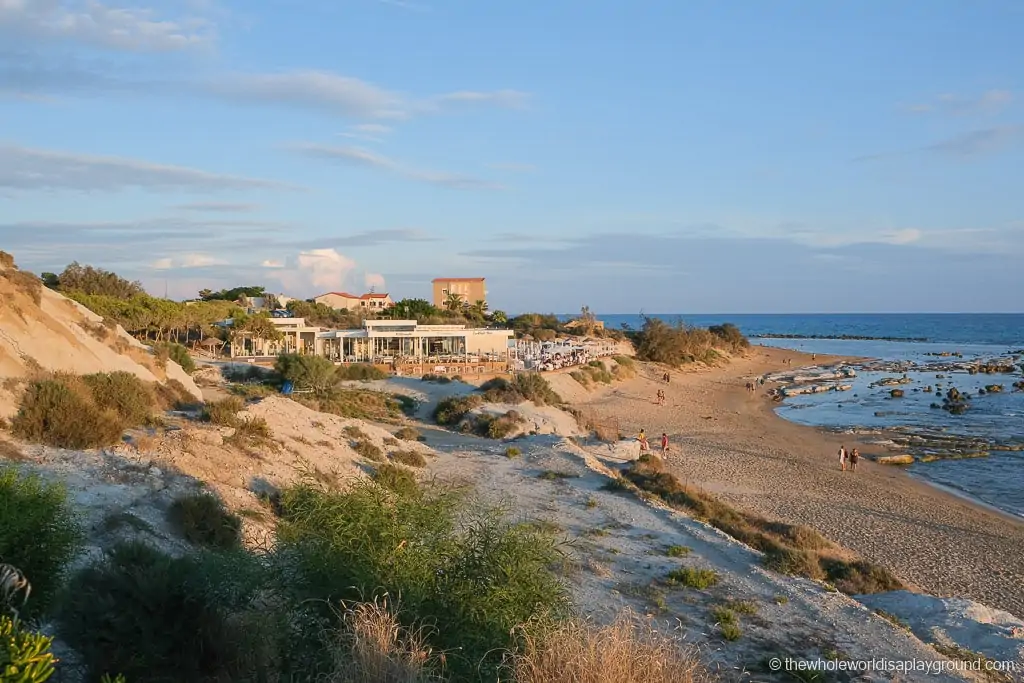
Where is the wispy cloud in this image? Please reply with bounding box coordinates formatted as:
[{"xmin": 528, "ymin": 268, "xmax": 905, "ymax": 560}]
[
  {"xmin": 903, "ymin": 89, "xmax": 1013, "ymax": 116},
  {"xmin": 206, "ymin": 71, "xmax": 408, "ymax": 119},
  {"xmin": 922, "ymin": 125, "xmax": 1023, "ymax": 159},
  {"xmin": 204, "ymin": 71, "xmax": 528, "ymax": 121},
  {"xmin": 0, "ymin": 144, "xmax": 294, "ymax": 192},
  {"xmin": 0, "ymin": 0, "xmax": 214, "ymax": 52},
  {"xmin": 429, "ymin": 89, "xmax": 530, "ymax": 110},
  {"xmin": 855, "ymin": 125, "xmax": 1024, "ymax": 163},
  {"xmin": 292, "ymin": 143, "xmax": 502, "ymax": 190},
  {"xmin": 174, "ymin": 202, "xmax": 261, "ymax": 213},
  {"xmin": 151, "ymin": 253, "xmax": 228, "ymax": 269}
]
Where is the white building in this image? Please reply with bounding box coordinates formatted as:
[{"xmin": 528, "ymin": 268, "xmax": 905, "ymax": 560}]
[{"xmin": 229, "ymin": 318, "xmax": 514, "ymax": 367}]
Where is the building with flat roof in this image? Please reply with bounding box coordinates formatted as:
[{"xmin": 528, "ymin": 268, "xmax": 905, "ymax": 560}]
[
  {"xmin": 228, "ymin": 318, "xmax": 513, "ymax": 368},
  {"xmin": 432, "ymin": 277, "xmax": 486, "ymax": 309}
]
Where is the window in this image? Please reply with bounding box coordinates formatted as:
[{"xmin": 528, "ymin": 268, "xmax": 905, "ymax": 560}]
[{"xmin": 442, "ymin": 288, "xmax": 448, "ymax": 295}]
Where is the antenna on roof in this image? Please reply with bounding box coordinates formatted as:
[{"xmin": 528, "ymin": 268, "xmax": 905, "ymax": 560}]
[{"xmin": 369, "ymin": 285, "xmax": 376, "ymax": 294}]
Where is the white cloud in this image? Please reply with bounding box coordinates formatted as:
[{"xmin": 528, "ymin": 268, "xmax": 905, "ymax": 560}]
[
  {"xmin": 266, "ymin": 248, "xmax": 358, "ymax": 296},
  {"xmin": 151, "ymin": 252, "xmax": 227, "ymax": 269},
  {"xmin": 0, "ymin": 0, "xmax": 214, "ymax": 52},
  {"xmin": 293, "ymin": 143, "xmax": 502, "ymax": 190},
  {"xmin": 0, "ymin": 144, "xmax": 293, "ymax": 192},
  {"xmin": 261, "ymin": 259, "xmax": 285, "ymax": 268}
]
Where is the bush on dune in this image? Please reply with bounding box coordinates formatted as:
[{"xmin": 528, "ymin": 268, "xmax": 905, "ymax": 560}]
[
  {"xmin": 480, "ymin": 374, "xmax": 562, "ymax": 407},
  {"xmin": 153, "ymin": 341, "xmax": 196, "ymax": 374},
  {"xmin": 433, "ymin": 395, "xmax": 483, "ymax": 425},
  {"xmin": 275, "ymin": 353, "xmax": 338, "ymax": 396},
  {"xmin": 336, "ymin": 363, "xmax": 388, "ymax": 381},
  {"xmin": 11, "ymin": 376, "xmax": 126, "ymax": 449},
  {"xmin": 634, "ymin": 317, "xmax": 749, "ymax": 367},
  {"xmin": 277, "ymin": 480, "xmax": 568, "ymax": 680},
  {"xmin": 0, "ymin": 468, "xmax": 81, "ymax": 618},
  {"xmin": 168, "ymin": 492, "xmax": 243, "ymax": 550},
  {"xmin": 57, "ymin": 541, "xmax": 282, "ymax": 683},
  {"xmin": 82, "ymin": 371, "xmax": 156, "ymax": 425}
]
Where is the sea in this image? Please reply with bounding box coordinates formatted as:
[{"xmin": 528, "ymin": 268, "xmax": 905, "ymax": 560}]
[{"xmin": 586, "ymin": 314, "xmax": 1024, "ymax": 519}]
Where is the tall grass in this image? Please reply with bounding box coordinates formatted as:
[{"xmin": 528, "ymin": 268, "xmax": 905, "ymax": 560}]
[
  {"xmin": 504, "ymin": 612, "xmax": 711, "ymax": 683},
  {"xmin": 634, "ymin": 317, "xmax": 748, "ymax": 367},
  {"xmin": 0, "ymin": 468, "xmax": 81, "ymax": 618},
  {"xmin": 168, "ymin": 492, "xmax": 243, "ymax": 550}
]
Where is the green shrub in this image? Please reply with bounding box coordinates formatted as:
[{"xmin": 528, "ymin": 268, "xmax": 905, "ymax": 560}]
[
  {"xmin": 274, "ymin": 353, "xmax": 337, "ymax": 396},
  {"xmin": 665, "ymin": 567, "xmax": 719, "ymax": 589},
  {"xmin": 82, "ymin": 371, "xmax": 156, "ymax": 425},
  {"xmin": 225, "ymin": 417, "xmax": 274, "ymax": 450},
  {"xmin": 153, "ymin": 342, "xmax": 196, "ymax": 373},
  {"xmin": 11, "ymin": 378, "xmax": 124, "ymax": 449},
  {"xmin": 315, "ymin": 389, "xmax": 407, "ymax": 421},
  {"xmin": 0, "ymin": 469, "xmax": 80, "ymax": 617},
  {"xmin": 344, "ymin": 425, "xmax": 368, "ymax": 440},
  {"xmin": 277, "ymin": 480, "xmax": 568, "ymax": 680},
  {"xmin": 479, "ymin": 374, "xmax": 562, "ymax": 406},
  {"xmin": 336, "ymin": 364, "xmax": 388, "ymax": 381},
  {"xmin": 421, "ymin": 373, "xmax": 452, "ymax": 384},
  {"xmin": 433, "ymin": 395, "xmax": 483, "ymax": 425},
  {"xmin": 353, "ymin": 440, "xmax": 384, "ymax": 462},
  {"xmin": 389, "ymin": 450, "xmax": 427, "ymax": 468},
  {"xmin": 505, "ymin": 446, "xmax": 522, "ymax": 458},
  {"xmin": 665, "ymin": 545, "xmax": 690, "ymax": 557},
  {"xmin": 0, "ymin": 615, "xmax": 57, "ymax": 682},
  {"xmin": 394, "ymin": 426, "xmax": 423, "ymax": 441},
  {"xmin": 470, "ymin": 410, "xmax": 524, "ymax": 439},
  {"xmin": 203, "ymin": 396, "xmax": 244, "ymax": 426},
  {"xmin": 57, "ymin": 541, "xmax": 281, "ymax": 683},
  {"xmin": 372, "ymin": 463, "xmax": 420, "ymax": 497},
  {"xmin": 168, "ymin": 492, "xmax": 242, "ymax": 550}
]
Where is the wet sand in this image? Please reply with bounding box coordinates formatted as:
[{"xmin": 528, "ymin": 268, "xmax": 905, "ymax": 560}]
[{"xmin": 568, "ymin": 346, "xmax": 1024, "ymax": 618}]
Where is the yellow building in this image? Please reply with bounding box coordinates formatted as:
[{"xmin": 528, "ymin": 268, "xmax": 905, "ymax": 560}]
[{"xmin": 432, "ymin": 277, "xmax": 486, "ymax": 309}]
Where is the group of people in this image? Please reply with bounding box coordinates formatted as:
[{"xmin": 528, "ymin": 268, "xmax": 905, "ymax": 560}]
[
  {"xmin": 654, "ymin": 389, "xmax": 666, "ymax": 405},
  {"xmin": 638, "ymin": 428, "xmax": 670, "ymax": 455},
  {"xmin": 838, "ymin": 445, "xmax": 860, "ymax": 472}
]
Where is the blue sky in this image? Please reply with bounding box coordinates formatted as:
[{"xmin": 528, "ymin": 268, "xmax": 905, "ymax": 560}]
[{"xmin": 1, "ymin": 0, "xmax": 1022, "ymax": 314}]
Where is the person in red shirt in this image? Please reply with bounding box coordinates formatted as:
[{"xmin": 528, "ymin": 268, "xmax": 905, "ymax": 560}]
[{"xmin": 661, "ymin": 433, "xmax": 669, "ymax": 453}]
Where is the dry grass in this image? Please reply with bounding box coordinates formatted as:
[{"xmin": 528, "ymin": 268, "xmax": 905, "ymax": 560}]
[
  {"xmin": 394, "ymin": 426, "xmax": 423, "ymax": 442},
  {"xmin": 505, "ymin": 612, "xmax": 711, "ymax": 683},
  {"xmin": 389, "ymin": 450, "xmax": 427, "ymax": 468},
  {"xmin": 345, "ymin": 425, "xmax": 370, "ymax": 440},
  {"xmin": 354, "ymin": 440, "xmax": 385, "ymax": 462},
  {"xmin": 325, "ymin": 597, "xmax": 443, "ymax": 683},
  {"xmin": 1, "ymin": 267, "xmax": 43, "ymax": 305},
  {"xmin": 204, "ymin": 396, "xmax": 245, "ymax": 427}
]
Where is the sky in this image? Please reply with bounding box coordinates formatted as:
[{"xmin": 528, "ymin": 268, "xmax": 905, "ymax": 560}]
[{"xmin": 1, "ymin": 0, "xmax": 1022, "ymax": 314}]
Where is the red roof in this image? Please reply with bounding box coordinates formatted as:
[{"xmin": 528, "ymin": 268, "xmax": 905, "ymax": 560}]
[
  {"xmin": 432, "ymin": 277, "xmax": 485, "ymax": 282},
  {"xmin": 319, "ymin": 292, "xmax": 390, "ymax": 300}
]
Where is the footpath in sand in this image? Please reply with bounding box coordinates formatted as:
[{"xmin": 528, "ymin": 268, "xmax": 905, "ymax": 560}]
[{"xmin": 566, "ymin": 346, "xmax": 1024, "ymax": 620}]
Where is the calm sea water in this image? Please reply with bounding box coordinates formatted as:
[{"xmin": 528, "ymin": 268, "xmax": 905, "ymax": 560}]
[{"xmin": 582, "ymin": 313, "xmax": 1024, "ymax": 518}]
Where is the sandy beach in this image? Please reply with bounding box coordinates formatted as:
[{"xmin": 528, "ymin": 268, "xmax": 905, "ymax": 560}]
[{"xmin": 565, "ymin": 345, "xmax": 1024, "ymax": 619}]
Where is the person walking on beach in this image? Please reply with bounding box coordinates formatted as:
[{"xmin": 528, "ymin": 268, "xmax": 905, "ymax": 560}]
[
  {"xmin": 839, "ymin": 445, "xmax": 847, "ymax": 471},
  {"xmin": 850, "ymin": 448, "xmax": 860, "ymax": 472},
  {"xmin": 661, "ymin": 432, "xmax": 670, "ymax": 453}
]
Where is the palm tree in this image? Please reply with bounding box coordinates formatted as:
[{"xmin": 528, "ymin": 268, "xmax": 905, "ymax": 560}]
[
  {"xmin": 490, "ymin": 310, "xmax": 508, "ymax": 325},
  {"xmin": 469, "ymin": 299, "xmax": 488, "ymax": 320},
  {"xmin": 444, "ymin": 292, "xmax": 464, "ymax": 312}
]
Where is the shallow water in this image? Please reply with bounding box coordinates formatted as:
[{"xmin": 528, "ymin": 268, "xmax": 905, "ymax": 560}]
[{"xmin": 591, "ymin": 314, "xmax": 1024, "ymax": 519}]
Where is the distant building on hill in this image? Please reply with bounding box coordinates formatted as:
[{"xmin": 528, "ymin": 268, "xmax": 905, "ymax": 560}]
[
  {"xmin": 432, "ymin": 277, "xmax": 486, "ymax": 308},
  {"xmin": 314, "ymin": 291, "xmax": 394, "ymax": 312}
]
